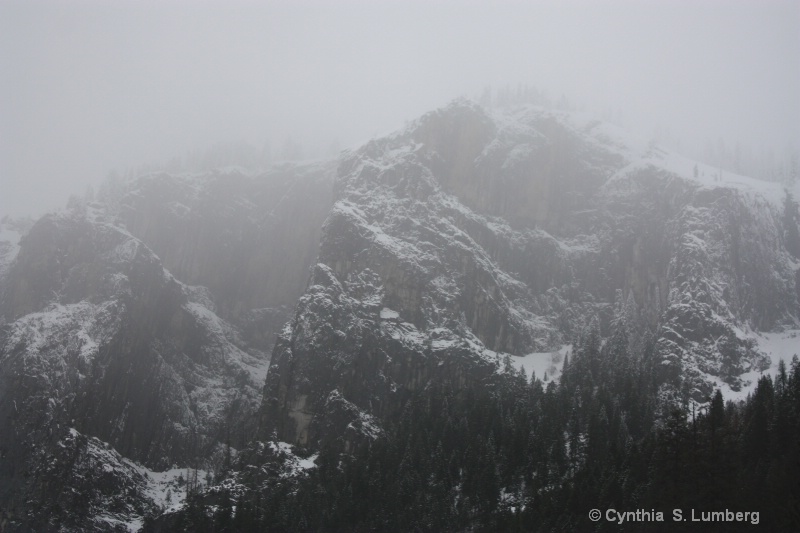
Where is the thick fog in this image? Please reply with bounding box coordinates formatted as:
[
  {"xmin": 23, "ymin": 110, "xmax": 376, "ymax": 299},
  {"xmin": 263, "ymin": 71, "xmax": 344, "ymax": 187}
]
[{"xmin": 2, "ymin": 0, "xmax": 798, "ymax": 218}]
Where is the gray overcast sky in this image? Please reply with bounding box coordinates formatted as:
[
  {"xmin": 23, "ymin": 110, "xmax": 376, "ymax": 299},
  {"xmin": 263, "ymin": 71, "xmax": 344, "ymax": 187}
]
[{"xmin": 2, "ymin": 0, "xmax": 799, "ymax": 218}]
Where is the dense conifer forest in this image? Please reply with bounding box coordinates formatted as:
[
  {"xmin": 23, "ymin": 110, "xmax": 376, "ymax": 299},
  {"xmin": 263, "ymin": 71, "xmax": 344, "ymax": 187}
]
[{"xmin": 149, "ymin": 315, "xmax": 800, "ymax": 532}]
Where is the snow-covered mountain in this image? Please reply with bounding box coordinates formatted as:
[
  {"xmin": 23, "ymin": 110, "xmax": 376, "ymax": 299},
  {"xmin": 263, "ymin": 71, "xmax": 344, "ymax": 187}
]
[
  {"xmin": 1, "ymin": 100, "xmax": 798, "ymax": 530},
  {"xmin": 262, "ymin": 100, "xmax": 799, "ymax": 451},
  {"xmin": 0, "ymin": 164, "xmax": 334, "ymax": 530}
]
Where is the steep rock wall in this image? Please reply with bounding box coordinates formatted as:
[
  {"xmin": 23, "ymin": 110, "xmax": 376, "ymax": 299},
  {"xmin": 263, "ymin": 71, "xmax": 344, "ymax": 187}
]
[{"xmin": 261, "ymin": 101, "xmax": 800, "ymax": 449}]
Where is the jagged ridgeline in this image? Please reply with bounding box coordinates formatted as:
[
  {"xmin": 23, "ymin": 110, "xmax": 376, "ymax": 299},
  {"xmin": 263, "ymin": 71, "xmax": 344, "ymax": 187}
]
[
  {"xmin": 1, "ymin": 101, "xmax": 799, "ymax": 531},
  {"xmin": 0, "ymin": 163, "xmax": 335, "ymax": 530}
]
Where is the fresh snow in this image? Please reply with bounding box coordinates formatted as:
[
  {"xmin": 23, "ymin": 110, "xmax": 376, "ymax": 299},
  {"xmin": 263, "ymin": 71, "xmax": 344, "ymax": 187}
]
[
  {"xmin": 383, "ymin": 320, "xmax": 426, "ymax": 349},
  {"xmin": 705, "ymin": 330, "xmax": 800, "ymax": 402},
  {"xmin": 59, "ymin": 427, "xmax": 207, "ymax": 532},
  {"xmin": 4, "ymin": 301, "xmax": 118, "ymax": 369},
  {"xmin": 757, "ymin": 329, "xmax": 800, "ymax": 371},
  {"xmin": 380, "ymin": 307, "xmax": 400, "ymax": 319},
  {"xmin": 133, "ymin": 465, "xmax": 209, "ymax": 516},
  {"xmin": 508, "ymin": 345, "xmax": 572, "ymax": 383},
  {"xmin": 656, "ymin": 149, "xmax": 790, "ymax": 207},
  {"xmin": 265, "ymin": 441, "xmax": 320, "ymax": 478}
]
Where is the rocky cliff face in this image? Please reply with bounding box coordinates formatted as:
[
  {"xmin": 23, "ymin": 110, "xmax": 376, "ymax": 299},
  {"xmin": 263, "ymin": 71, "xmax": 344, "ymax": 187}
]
[
  {"xmin": 262, "ymin": 100, "xmax": 799, "ymax": 452},
  {"xmin": 0, "ymin": 164, "xmax": 334, "ymax": 530},
  {"xmin": 1, "ymin": 101, "xmax": 798, "ymax": 530},
  {"xmin": 116, "ymin": 163, "xmax": 334, "ymax": 347}
]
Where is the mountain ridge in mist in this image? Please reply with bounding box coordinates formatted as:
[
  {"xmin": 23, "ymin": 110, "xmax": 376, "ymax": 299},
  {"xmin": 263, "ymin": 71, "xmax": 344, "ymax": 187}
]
[{"xmin": 0, "ymin": 99, "xmax": 799, "ymax": 531}]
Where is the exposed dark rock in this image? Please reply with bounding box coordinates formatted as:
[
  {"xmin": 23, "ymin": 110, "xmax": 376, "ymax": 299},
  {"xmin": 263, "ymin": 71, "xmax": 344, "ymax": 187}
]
[
  {"xmin": 262, "ymin": 101, "xmax": 799, "ymax": 450},
  {"xmin": 2, "ymin": 100, "xmax": 798, "ymax": 528}
]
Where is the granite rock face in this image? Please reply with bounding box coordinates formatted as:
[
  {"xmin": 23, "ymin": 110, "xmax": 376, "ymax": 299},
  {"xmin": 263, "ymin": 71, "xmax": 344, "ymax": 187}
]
[
  {"xmin": 0, "ymin": 164, "xmax": 334, "ymax": 530},
  {"xmin": 262, "ymin": 101, "xmax": 798, "ymax": 452},
  {"xmin": 1, "ymin": 101, "xmax": 798, "ymax": 529}
]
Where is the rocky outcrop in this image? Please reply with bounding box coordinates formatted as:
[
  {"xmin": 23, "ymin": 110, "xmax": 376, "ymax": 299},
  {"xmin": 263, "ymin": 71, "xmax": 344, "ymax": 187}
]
[
  {"xmin": 118, "ymin": 163, "xmax": 334, "ymax": 328},
  {"xmin": 2, "ymin": 100, "xmax": 798, "ymax": 528},
  {"xmin": 261, "ymin": 261, "xmax": 498, "ymax": 450},
  {"xmin": 0, "ymin": 204, "xmax": 267, "ymax": 528},
  {"xmin": 8, "ymin": 427, "xmax": 159, "ymax": 532},
  {"xmin": 262, "ymin": 100, "xmax": 800, "ymax": 450},
  {"xmin": 0, "ymin": 160, "xmax": 338, "ymax": 528}
]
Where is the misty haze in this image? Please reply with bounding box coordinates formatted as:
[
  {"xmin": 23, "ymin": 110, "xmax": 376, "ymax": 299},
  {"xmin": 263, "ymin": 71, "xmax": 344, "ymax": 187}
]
[{"xmin": 1, "ymin": 1, "xmax": 799, "ymax": 532}]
